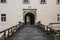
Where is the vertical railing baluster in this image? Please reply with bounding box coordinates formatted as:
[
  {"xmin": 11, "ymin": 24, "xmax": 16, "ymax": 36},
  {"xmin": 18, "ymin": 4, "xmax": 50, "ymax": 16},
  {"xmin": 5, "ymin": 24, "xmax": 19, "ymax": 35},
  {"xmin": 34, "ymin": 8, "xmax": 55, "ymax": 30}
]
[
  {"xmin": 47, "ymin": 26, "xmax": 48, "ymax": 35},
  {"xmin": 4, "ymin": 31, "xmax": 6, "ymax": 40},
  {"xmin": 8, "ymin": 29, "xmax": 10, "ymax": 37},
  {"xmin": 12, "ymin": 27, "xmax": 14, "ymax": 35},
  {"xmin": 11, "ymin": 28, "xmax": 12, "ymax": 35}
]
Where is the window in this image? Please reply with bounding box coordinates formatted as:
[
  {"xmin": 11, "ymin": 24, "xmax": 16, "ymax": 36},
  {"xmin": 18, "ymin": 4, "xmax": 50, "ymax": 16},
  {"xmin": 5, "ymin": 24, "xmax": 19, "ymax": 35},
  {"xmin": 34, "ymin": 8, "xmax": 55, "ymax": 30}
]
[
  {"xmin": 23, "ymin": 0, "xmax": 29, "ymax": 4},
  {"xmin": 40, "ymin": 0, "xmax": 46, "ymax": 4},
  {"xmin": 57, "ymin": 0, "xmax": 60, "ymax": 4},
  {"xmin": 1, "ymin": 14, "xmax": 6, "ymax": 22},
  {"xmin": 0, "ymin": 0, "xmax": 6, "ymax": 3},
  {"xmin": 57, "ymin": 14, "xmax": 60, "ymax": 21}
]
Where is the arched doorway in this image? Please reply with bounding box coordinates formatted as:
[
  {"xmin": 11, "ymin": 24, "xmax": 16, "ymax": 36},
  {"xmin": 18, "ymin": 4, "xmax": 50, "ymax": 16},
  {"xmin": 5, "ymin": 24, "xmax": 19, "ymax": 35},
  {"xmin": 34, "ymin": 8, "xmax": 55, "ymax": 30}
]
[{"xmin": 24, "ymin": 13, "xmax": 35, "ymax": 25}]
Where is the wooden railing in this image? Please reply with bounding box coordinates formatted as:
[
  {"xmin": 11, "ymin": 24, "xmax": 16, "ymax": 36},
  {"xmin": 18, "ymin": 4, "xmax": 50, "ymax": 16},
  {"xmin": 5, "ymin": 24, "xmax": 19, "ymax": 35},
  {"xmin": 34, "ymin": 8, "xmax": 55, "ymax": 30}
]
[
  {"xmin": 47, "ymin": 23, "xmax": 60, "ymax": 40},
  {"xmin": 0, "ymin": 22, "xmax": 23, "ymax": 40},
  {"xmin": 37, "ymin": 21, "xmax": 45, "ymax": 32},
  {"xmin": 37, "ymin": 21, "xmax": 60, "ymax": 40},
  {"xmin": 47, "ymin": 26, "xmax": 58, "ymax": 40},
  {"xmin": 47, "ymin": 22, "xmax": 60, "ymax": 34}
]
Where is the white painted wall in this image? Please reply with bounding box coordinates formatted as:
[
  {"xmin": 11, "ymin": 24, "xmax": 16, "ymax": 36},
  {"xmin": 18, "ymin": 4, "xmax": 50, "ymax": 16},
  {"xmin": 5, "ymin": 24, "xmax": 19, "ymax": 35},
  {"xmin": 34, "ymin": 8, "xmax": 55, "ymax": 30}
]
[{"xmin": 0, "ymin": 0, "xmax": 60, "ymax": 31}]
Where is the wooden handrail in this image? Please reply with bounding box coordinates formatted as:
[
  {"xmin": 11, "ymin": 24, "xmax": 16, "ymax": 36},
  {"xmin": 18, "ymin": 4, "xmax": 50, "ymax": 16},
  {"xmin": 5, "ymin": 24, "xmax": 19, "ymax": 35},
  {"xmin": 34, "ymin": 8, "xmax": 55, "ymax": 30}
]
[
  {"xmin": 0, "ymin": 25, "xmax": 17, "ymax": 33},
  {"xmin": 0, "ymin": 22, "xmax": 22, "ymax": 40},
  {"xmin": 46, "ymin": 25, "xmax": 60, "ymax": 40},
  {"xmin": 37, "ymin": 22, "xmax": 60, "ymax": 40},
  {"xmin": 48, "ymin": 22, "xmax": 60, "ymax": 34},
  {"xmin": 49, "ymin": 22, "xmax": 60, "ymax": 25},
  {"xmin": 47, "ymin": 26, "xmax": 58, "ymax": 34}
]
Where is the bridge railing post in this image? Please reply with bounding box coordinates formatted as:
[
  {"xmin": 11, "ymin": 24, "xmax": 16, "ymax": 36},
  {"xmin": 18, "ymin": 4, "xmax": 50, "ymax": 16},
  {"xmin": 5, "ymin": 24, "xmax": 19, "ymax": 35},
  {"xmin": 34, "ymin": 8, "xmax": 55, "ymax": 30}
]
[
  {"xmin": 19, "ymin": 21, "xmax": 21, "ymax": 29},
  {"xmin": 37, "ymin": 21, "xmax": 41, "ymax": 28},
  {"xmin": 42, "ymin": 25, "xmax": 45, "ymax": 32}
]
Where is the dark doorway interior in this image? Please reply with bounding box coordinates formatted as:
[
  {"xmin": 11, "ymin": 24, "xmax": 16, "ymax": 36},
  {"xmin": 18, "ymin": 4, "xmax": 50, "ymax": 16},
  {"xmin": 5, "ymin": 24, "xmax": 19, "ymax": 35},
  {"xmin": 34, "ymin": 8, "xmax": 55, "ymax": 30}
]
[{"xmin": 24, "ymin": 13, "xmax": 35, "ymax": 25}]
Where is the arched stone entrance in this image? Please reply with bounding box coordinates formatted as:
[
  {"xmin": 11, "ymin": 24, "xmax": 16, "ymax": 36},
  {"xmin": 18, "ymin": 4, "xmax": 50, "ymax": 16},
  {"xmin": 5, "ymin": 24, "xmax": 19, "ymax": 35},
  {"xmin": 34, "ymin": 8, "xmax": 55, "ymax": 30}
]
[{"xmin": 24, "ymin": 13, "xmax": 35, "ymax": 25}]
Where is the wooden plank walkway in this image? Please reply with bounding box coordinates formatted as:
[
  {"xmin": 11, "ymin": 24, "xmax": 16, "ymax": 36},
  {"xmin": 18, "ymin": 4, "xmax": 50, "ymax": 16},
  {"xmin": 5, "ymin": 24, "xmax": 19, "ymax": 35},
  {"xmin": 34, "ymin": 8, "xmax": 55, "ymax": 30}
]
[{"xmin": 7, "ymin": 25, "xmax": 51, "ymax": 40}]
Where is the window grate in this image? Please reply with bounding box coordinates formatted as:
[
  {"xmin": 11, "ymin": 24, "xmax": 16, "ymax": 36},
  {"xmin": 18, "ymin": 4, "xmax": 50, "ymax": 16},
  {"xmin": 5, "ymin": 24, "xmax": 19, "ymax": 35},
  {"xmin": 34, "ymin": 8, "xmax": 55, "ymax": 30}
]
[
  {"xmin": 57, "ymin": 14, "xmax": 60, "ymax": 21},
  {"xmin": 40, "ymin": 0, "xmax": 46, "ymax": 4},
  {"xmin": 0, "ymin": 0, "xmax": 6, "ymax": 3},
  {"xmin": 1, "ymin": 14, "xmax": 6, "ymax": 22},
  {"xmin": 23, "ymin": 0, "xmax": 29, "ymax": 4}
]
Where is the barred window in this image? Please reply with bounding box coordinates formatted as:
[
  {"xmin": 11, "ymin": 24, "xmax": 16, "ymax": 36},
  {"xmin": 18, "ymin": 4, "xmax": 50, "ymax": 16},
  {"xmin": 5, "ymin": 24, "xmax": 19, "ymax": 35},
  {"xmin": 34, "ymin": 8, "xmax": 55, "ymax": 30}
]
[
  {"xmin": 40, "ymin": 0, "xmax": 46, "ymax": 4},
  {"xmin": 1, "ymin": 14, "xmax": 6, "ymax": 22},
  {"xmin": 0, "ymin": 0, "xmax": 6, "ymax": 3},
  {"xmin": 57, "ymin": 0, "xmax": 60, "ymax": 4},
  {"xmin": 57, "ymin": 14, "xmax": 60, "ymax": 21},
  {"xmin": 23, "ymin": 0, "xmax": 29, "ymax": 4}
]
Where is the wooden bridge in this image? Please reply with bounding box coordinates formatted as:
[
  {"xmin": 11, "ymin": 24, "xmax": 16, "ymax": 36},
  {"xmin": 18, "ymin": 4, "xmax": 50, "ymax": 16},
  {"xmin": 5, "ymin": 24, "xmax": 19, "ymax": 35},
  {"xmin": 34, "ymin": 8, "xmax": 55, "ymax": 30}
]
[{"xmin": 0, "ymin": 22, "xmax": 60, "ymax": 40}]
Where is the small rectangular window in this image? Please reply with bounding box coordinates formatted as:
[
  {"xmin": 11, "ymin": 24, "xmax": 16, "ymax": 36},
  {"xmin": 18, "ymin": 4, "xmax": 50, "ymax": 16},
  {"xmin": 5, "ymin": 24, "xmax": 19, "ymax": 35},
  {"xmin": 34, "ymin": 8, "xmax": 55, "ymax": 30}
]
[
  {"xmin": 23, "ymin": 0, "xmax": 29, "ymax": 4},
  {"xmin": 24, "ymin": 0, "xmax": 28, "ymax": 2},
  {"xmin": 0, "ymin": 0, "xmax": 6, "ymax": 3},
  {"xmin": 40, "ymin": 0, "xmax": 46, "ymax": 4},
  {"xmin": 57, "ymin": 14, "xmax": 60, "ymax": 21},
  {"xmin": 57, "ymin": 0, "xmax": 60, "ymax": 4},
  {"xmin": 1, "ymin": 14, "xmax": 6, "ymax": 22}
]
